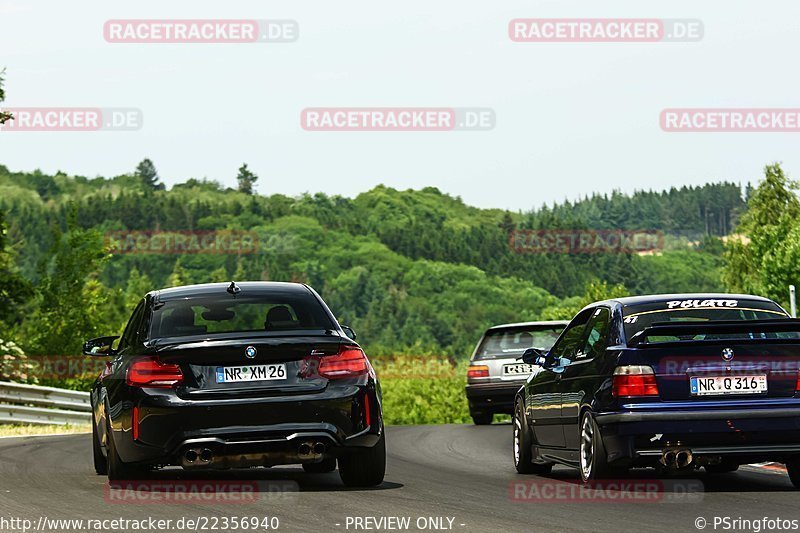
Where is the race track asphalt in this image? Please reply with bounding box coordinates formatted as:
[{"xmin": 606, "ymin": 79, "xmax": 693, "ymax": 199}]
[{"xmin": 0, "ymin": 424, "xmax": 797, "ymax": 533}]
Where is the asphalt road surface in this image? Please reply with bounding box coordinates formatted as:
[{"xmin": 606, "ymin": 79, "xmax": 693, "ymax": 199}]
[{"xmin": 0, "ymin": 424, "xmax": 798, "ymax": 533}]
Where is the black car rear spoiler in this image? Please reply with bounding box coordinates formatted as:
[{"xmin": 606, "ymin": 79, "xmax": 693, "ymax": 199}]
[{"xmin": 629, "ymin": 319, "xmax": 800, "ymax": 347}]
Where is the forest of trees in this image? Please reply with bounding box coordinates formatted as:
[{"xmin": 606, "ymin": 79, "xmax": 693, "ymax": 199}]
[{"xmin": 0, "ymin": 160, "xmax": 777, "ymax": 370}]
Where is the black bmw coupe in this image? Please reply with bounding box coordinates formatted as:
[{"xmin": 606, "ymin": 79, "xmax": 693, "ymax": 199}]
[{"xmin": 86, "ymin": 281, "xmax": 385, "ymax": 486}]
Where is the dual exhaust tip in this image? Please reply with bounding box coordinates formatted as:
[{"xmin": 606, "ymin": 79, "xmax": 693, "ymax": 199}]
[
  {"xmin": 298, "ymin": 441, "xmax": 327, "ymax": 457},
  {"xmin": 184, "ymin": 447, "xmax": 214, "ymax": 464},
  {"xmin": 661, "ymin": 448, "xmax": 693, "ymax": 468}
]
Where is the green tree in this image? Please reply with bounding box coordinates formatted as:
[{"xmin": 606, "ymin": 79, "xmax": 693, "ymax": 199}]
[
  {"xmin": 723, "ymin": 163, "xmax": 800, "ymax": 304},
  {"xmin": 209, "ymin": 266, "xmax": 228, "ymax": 282},
  {"xmin": 166, "ymin": 258, "xmax": 190, "ymax": 287},
  {"xmin": 0, "ymin": 338, "xmax": 33, "ymax": 383},
  {"xmin": 123, "ymin": 267, "xmax": 153, "ymax": 311},
  {"xmin": 540, "ymin": 280, "xmax": 630, "ymax": 320},
  {"xmin": 20, "ymin": 219, "xmax": 113, "ymax": 355},
  {"xmin": 135, "ymin": 158, "xmax": 164, "ymax": 190},
  {"xmin": 0, "ymin": 210, "xmax": 31, "ymax": 324},
  {"xmin": 0, "ymin": 68, "xmax": 12, "ymax": 124},
  {"xmin": 236, "ymin": 163, "xmax": 258, "ymax": 195}
]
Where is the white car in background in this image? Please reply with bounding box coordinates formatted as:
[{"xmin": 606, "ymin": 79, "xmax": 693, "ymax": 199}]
[{"xmin": 465, "ymin": 321, "xmax": 568, "ymax": 425}]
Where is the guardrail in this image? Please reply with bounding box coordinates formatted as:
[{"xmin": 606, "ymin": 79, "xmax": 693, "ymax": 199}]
[{"xmin": 0, "ymin": 381, "xmax": 91, "ymax": 425}]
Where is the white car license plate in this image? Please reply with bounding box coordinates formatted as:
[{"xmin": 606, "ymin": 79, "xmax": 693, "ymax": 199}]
[
  {"xmin": 503, "ymin": 363, "xmax": 535, "ymax": 376},
  {"xmin": 690, "ymin": 375, "xmax": 767, "ymax": 396},
  {"xmin": 216, "ymin": 364, "xmax": 287, "ymax": 383}
]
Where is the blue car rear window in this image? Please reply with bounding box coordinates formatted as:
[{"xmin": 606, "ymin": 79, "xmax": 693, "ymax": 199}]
[{"xmin": 623, "ymin": 299, "xmax": 788, "ymax": 343}]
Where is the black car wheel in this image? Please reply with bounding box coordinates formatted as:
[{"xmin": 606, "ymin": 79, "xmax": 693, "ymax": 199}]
[
  {"xmin": 338, "ymin": 428, "xmax": 386, "ymax": 487},
  {"xmin": 470, "ymin": 411, "xmax": 493, "ymax": 426},
  {"xmin": 786, "ymin": 459, "xmax": 800, "ymax": 489},
  {"xmin": 92, "ymin": 416, "xmax": 107, "ymax": 475},
  {"xmin": 513, "ymin": 398, "xmax": 552, "ymax": 475},
  {"xmin": 579, "ymin": 412, "xmax": 612, "ymax": 482},
  {"xmin": 303, "ymin": 457, "xmax": 337, "ymax": 474},
  {"xmin": 106, "ymin": 418, "xmax": 149, "ymax": 481}
]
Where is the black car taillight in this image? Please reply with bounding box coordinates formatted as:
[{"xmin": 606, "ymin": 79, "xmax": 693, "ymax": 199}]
[
  {"xmin": 126, "ymin": 357, "xmax": 184, "ymax": 388},
  {"xmin": 317, "ymin": 346, "xmax": 368, "ymax": 379}
]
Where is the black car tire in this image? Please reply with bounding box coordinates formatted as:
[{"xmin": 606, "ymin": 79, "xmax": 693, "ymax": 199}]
[
  {"xmin": 470, "ymin": 411, "xmax": 493, "ymax": 426},
  {"xmin": 92, "ymin": 417, "xmax": 107, "ymax": 475},
  {"xmin": 786, "ymin": 459, "xmax": 800, "ymax": 489},
  {"xmin": 514, "ymin": 398, "xmax": 552, "ymax": 475},
  {"xmin": 106, "ymin": 418, "xmax": 149, "ymax": 481},
  {"xmin": 303, "ymin": 457, "xmax": 337, "ymax": 474},
  {"xmin": 338, "ymin": 429, "xmax": 386, "ymax": 487},
  {"xmin": 705, "ymin": 461, "xmax": 739, "ymax": 474},
  {"xmin": 579, "ymin": 411, "xmax": 613, "ymax": 482}
]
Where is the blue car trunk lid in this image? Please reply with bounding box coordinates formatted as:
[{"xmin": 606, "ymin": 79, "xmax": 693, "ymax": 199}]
[{"xmin": 622, "ymin": 320, "xmax": 800, "ymax": 401}]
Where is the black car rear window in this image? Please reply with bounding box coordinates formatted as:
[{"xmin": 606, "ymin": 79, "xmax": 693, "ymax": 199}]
[
  {"xmin": 622, "ymin": 298, "xmax": 788, "ymax": 344},
  {"xmin": 474, "ymin": 325, "xmax": 565, "ymax": 360},
  {"xmin": 150, "ymin": 292, "xmax": 335, "ymax": 339}
]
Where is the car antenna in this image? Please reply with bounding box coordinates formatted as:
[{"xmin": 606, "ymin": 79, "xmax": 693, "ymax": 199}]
[{"xmin": 227, "ymin": 281, "xmax": 241, "ymax": 296}]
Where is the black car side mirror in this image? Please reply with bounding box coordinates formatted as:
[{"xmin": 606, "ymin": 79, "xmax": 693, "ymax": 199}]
[
  {"xmin": 521, "ymin": 347, "xmax": 545, "ymax": 365},
  {"xmin": 83, "ymin": 336, "xmax": 119, "ymax": 357},
  {"xmin": 341, "ymin": 325, "xmax": 357, "ymax": 340}
]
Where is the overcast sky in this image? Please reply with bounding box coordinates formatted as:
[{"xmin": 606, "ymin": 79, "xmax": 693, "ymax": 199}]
[{"xmin": 1, "ymin": 0, "xmax": 798, "ymax": 211}]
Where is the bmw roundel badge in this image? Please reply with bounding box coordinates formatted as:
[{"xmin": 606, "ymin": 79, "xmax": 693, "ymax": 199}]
[
  {"xmin": 721, "ymin": 348, "xmax": 734, "ymax": 362},
  {"xmin": 245, "ymin": 345, "xmax": 257, "ymax": 359}
]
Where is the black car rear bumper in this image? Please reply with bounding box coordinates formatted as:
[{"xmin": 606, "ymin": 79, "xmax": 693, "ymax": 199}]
[{"xmin": 110, "ymin": 385, "xmax": 381, "ymax": 467}]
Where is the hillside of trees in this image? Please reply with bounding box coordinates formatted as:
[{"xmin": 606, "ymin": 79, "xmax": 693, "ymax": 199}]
[{"xmin": 0, "ymin": 161, "xmax": 768, "ymax": 363}]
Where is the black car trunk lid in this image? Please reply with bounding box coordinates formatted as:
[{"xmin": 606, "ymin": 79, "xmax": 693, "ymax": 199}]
[{"xmin": 152, "ymin": 334, "xmax": 344, "ymax": 399}]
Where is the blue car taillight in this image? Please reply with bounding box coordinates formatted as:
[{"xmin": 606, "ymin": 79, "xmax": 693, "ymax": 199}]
[{"xmin": 613, "ymin": 365, "xmax": 659, "ymax": 398}]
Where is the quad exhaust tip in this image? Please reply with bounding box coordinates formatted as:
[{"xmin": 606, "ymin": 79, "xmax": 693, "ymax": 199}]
[
  {"xmin": 182, "ymin": 441, "xmax": 328, "ymax": 467},
  {"xmin": 661, "ymin": 448, "xmax": 693, "ymax": 468}
]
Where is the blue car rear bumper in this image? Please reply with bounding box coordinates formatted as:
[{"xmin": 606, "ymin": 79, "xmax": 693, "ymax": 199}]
[{"xmin": 594, "ymin": 399, "xmax": 800, "ymax": 464}]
